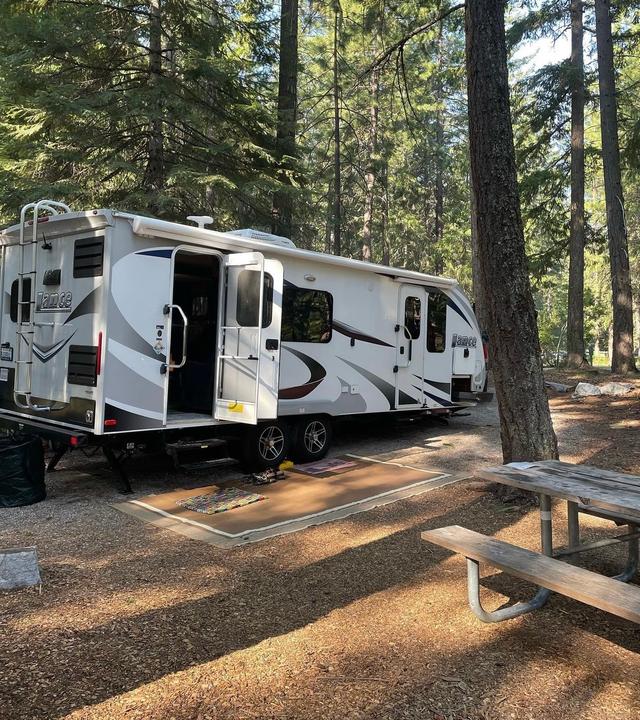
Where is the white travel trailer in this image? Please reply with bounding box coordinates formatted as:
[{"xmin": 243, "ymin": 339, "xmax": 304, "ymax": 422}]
[{"xmin": 0, "ymin": 201, "xmax": 487, "ymax": 487}]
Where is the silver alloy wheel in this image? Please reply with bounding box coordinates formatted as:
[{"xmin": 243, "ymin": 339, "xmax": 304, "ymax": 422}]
[
  {"xmin": 303, "ymin": 420, "xmax": 327, "ymax": 454},
  {"xmin": 258, "ymin": 424, "xmax": 285, "ymax": 461}
]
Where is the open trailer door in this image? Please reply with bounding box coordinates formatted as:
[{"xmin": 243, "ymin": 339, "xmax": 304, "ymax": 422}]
[{"xmin": 214, "ymin": 252, "xmax": 283, "ymax": 424}]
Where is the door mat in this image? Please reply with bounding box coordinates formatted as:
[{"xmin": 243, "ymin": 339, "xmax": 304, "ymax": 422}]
[
  {"xmin": 295, "ymin": 457, "xmax": 360, "ymax": 476},
  {"xmin": 114, "ymin": 455, "xmax": 464, "ymax": 548},
  {"xmin": 176, "ymin": 487, "xmax": 265, "ymax": 514}
]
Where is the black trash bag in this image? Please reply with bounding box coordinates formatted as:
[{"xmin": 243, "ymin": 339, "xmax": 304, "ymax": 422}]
[{"xmin": 0, "ymin": 434, "xmax": 46, "ymax": 508}]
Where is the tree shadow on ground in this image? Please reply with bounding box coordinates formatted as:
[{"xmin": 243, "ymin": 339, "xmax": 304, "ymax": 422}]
[{"xmin": 3, "ymin": 494, "xmax": 520, "ymax": 720}]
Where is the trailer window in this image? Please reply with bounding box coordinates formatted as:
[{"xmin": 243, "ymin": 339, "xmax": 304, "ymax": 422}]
[
  {"xmin": 427, "ymin": 292, "xmax": 447, "ymax": 353},
  {"xmin": 404, "ymin": 296, "xmax": 421, "ymax": 339},
  {"xmin": 236, "ymin": 271, "xmax": 273, "ymax": 328},
  {"xmin": 10, "ymin": 279, "xmax": 32, "ymax": 323},
  {"xmin": 282, "ymin": 288, "xmax": 332, "ymax": 343}
]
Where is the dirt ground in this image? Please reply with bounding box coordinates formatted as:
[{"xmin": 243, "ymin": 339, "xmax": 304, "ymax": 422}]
[{"xmin": 2, "ymin": 372, "xmax": 640, "ymax": 720}]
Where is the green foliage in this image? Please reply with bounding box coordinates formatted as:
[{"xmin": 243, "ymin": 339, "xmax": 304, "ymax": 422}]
[
  {"xmin": 0, "ymin": 0, "xmax": 639, "ymax": 365},
  {"xmin": 0, "ymin": 0, "xmax": 278, "ymax": 225}
]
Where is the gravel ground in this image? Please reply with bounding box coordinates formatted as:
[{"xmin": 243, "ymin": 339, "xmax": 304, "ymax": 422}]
[{"xmin": 2, "ymin": 379, "xmax": 640, "ymax": 720}]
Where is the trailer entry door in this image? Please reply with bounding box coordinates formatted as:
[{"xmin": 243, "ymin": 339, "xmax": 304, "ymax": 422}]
[
  {"xmin": 396, "ymin": 284, "xmax": 426, "ymax": 409},
  {"xmin": 214, "ymin": 252, "xmax": 283, "ymax": 424}
]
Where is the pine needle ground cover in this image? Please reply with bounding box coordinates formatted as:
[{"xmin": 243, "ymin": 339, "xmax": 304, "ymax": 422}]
[{"xmin": 2, "ymin": 380, "xmax": 640, "ymax": 720}]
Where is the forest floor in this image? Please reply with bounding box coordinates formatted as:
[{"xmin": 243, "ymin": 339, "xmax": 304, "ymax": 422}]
[{"xmin": 2, "ymin": 371, "xmax": 640, "ymax": 720}]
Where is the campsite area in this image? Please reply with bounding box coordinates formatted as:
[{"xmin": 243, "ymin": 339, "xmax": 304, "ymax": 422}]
[{"xmin": 2, "ymin": 374, "xmax": 640, "ymax": 720}]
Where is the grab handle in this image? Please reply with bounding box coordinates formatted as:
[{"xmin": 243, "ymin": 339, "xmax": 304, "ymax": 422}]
[{"xmin": 164, "ymin": 304, "xmax": 189, "ymax": 370}]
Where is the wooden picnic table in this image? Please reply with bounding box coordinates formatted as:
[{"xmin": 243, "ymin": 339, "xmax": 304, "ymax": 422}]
[
  {"xmin": 479, "ymin": 459, "xmax": 640, "ymax": 567},
  {"xmin": 422, "ymin": 460, "xmax": 640, "ymax": 624}
]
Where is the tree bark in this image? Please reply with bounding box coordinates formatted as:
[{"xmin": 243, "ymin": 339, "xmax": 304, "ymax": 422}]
[
  {"xmin": 432, "ymin": 20, "xmax": 445, "ymax": 275},
  {"xmin": 332, "ymin": 2, "xmax": 342, "ymax": 256},
  {"xmin": 144, "ymin": 0, "xmax": 165, "ymax": 211},
  {"xmin": 381, "ymin": 157, "xmax": 390, "ymax": 265},
  {"xmin": 566, "ymin": 0, "xmax": 588, "ymax": 368},
  {"xmin": 470, "ymin": 181, "xmax": 486, "ymax": 331},
  {"xmin": 271, "ymin": 0, "xmax": 298, "ymax": 239},
  {"xmin": 595, "ymin": 0, "xmax": 636, "ymax": 373},
  {"xmin": 325, "ymin": 179, "xmax": 334, "ymax": 253},
  {"xmin": 466, "ymin": 0, "xmax": 558, "ymax": 463},
  {"xmin": 361, "ymin": 66, "xmax": 379, "ymax": 262}
]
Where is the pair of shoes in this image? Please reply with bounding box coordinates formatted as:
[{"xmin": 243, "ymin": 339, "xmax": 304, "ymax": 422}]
[{"xmin": 249, "ymin": 468, "xmax": 285, "ymax": 485}]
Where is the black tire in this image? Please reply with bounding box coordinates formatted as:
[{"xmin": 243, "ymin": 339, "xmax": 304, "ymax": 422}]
[
  {"xmin": 292, "ymin": 416, "xmax": 332, "ymax": 463},
  {"xmin": 241, "ymin": 420, "xmax": 290, "ymax": 471}
]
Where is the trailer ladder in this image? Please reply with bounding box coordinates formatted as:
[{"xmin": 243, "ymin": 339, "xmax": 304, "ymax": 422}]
[{"xmin": 14, "ymin": 200, "xmax": 72, "ymax": 411}]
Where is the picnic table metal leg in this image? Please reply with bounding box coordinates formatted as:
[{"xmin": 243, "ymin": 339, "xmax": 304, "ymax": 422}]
[
  {"xmin": 540, "ymin": 493, "xmax": 553, "ymax": 556},
  {"xmin": 466, "ymin": 559, "xmax": 550, "ymax": 623},
  {"xmin": 614, "ymin": 524, "xmax": 638, "ymax": 583},
  {"xmin": 567, "ymin": 501, "xmax": 580, "ymax": 548},
  {"xmin": 466, "ymin": 493, "xmax": 553, "ymax": 623}
]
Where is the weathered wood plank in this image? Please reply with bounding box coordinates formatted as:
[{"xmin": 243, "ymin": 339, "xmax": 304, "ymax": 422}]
[
  {"xmin": 422, "ymin": 525, "xmax": 640, "ymax": 624},
  {"xmin": 577, "ymin": 503, "xmax": 640, "ymax": 525},
  {"xmin": 539, "ymin": 460, "xmax": 640, "ymax": 486},
  {"xmin": 477, "ymin": 464, "xmax": 640, "ymax": 516},
  {"xmin": 537, "ymin": 460, "xmax": 640, "ymax": 492}
]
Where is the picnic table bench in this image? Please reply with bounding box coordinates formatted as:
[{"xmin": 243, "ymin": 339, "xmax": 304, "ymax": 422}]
[{"xmin": 422, "ymin": 460, "xmax": 640, "ymax": 623}]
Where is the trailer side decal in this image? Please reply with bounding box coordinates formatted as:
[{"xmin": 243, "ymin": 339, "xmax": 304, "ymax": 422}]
[
  {"xmin": 32, "ymin": 332, "xmax": 76, "ymax": 363},
  {"xmin": 414, "ymin": 375, "xmax": 451, "ymax": 395},
  {"xmin": 136, "ymin": 249, "xmax": 173, "ymax": 258},
  {"xmin": 333, "ymin": 320, "xmax": 393, "ymax": 347},
  {"xmin": 64, "ymin": 287, "xmax": 99, "ymax": 324},
  {"xmin": 278, "ymin": 346, "xmax": 327, "ymax": 399},
  {"xmin": 103, "ymin": 401, "xmax": 164, "ymax": 431},
  {"xmin": 108, "ymin": 299, "xmax": 166, "ymax": 363},
  {"xmin": 446, "ymin": 297, "xmax": 474, "ymax": 329},
  {"xmin": 414, "ymin": 386, "xmax": 456, "ymax": 408},
  {"xmin": 338, "ymin": 357, "xmax": 417, "ymax": 409}
]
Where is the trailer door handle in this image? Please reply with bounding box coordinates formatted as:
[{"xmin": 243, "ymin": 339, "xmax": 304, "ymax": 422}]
[{"xmin": 164, "ymin": 304, "xmax": 189, "ymax": 370}]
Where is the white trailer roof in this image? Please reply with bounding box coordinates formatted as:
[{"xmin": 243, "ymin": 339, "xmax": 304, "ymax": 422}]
[{"xmin": 0, "ymin": 208, "xmax": 458, "ymax": 289}]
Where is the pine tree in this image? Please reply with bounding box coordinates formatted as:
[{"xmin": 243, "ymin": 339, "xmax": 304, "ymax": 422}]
[
  {"xmin": 595, "ymin": 0, "xmax": 636, "ymax": 373},
  {"xmin": 466, "ymin": 0, "xmax": 558, "ymax": 462}
]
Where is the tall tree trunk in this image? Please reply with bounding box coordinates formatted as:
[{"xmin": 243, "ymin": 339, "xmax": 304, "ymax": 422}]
[
  {"xmin": 144, "ymin": 0, "xmax": 164, "ymax": 211},
  {"xmin": 332, "ymin": 2, "xmax": 342, "ymax": 256},
  {"xmin": 361, "ymin": 66, "xmax": 379, "ymax": 262},
  {"xmin": 595, "ymin": 0, "xmax": 636, "ymax": 373},
  {"xmin": 466, "ymin": 0, "xmax": 558, "ymax": 463},
  {"xmin": 381, "ymin": 157, "xmax": 390, "ymax": 265},
  {"xmin": 432, "ymin": 20, "xmax": 445, "ymax": 275},
  {"xmin": 470, "ymin": 181, "xmax": 487, "ymax": 331},
  {"xmin": 566, "ymin": 0, "xmax": 588, "ymax": 368},
  {"xmin": 271, "ymin": 0, "xmax": 298, "ymax": 239},
  {"xmin": 325, "ymin": 179, "xmax": 334, "ymax": 253}
]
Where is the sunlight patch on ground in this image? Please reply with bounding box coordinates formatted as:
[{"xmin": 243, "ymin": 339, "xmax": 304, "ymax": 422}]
[{"xmin": 8, "ymin": 583, "xmax": 223, "ymax": 633}]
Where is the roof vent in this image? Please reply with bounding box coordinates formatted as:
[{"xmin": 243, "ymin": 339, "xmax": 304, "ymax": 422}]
[
  {"xmin": 187, "ymin": 215, "xmax": 213, "ymax": 228},
  {"xmin": 228, "ymin": 228, "xmax": 296, "ymax": 248}
]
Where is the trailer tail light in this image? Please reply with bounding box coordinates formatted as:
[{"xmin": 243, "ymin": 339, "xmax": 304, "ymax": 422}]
[
  {"xmin": 70, "ymin": 436, "xmax": 79, "ymax": 447},
  {"xmin": 483, "ymin": 340, "xmax": 489, "ymax": 362},
  {"xmin": 104, "ymin": 419, "xmax": 117, "ymax": 428},
  {"xmin": 96, "ymin": 332, "xmax": 103, "ymax": 376}
]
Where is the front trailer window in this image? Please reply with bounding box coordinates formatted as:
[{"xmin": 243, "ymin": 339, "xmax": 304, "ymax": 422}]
[{"xmin": 427, "ymin": 292, "xmax": 447, "ymax": 353}]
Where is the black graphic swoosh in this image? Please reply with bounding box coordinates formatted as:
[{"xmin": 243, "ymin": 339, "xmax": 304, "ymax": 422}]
[
  {"xmin": 333, "ymin": 320, "xmax": 393, "ymax": 347},
  {"xmin": 279, "ymin": 347, "xmax": 327, "ymax": 399}
]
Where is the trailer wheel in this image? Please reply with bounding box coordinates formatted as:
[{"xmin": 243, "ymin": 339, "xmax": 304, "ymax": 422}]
[
  {"xmin": 293, "ymin": 416, "xmax": 332, "ymax": 463},
  {"xmin": 242, "ymin": 420, "xmax": 290, "ymax": 470}
]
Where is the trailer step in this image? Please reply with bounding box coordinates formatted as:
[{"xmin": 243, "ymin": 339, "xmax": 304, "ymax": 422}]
[
  {"xmin": 165, "ymin": 438, "xmax": 227, "ymax": 452},
  {"xmin": 165, "ymin": 436, "xmax": 234, "ymax": 472}
]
